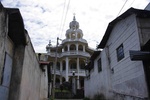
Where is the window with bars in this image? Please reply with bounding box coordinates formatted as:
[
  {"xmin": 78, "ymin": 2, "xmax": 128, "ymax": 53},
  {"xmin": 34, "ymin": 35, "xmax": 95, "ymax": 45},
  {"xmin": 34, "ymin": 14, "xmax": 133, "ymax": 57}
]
[
  {"xmin": 116, "ymin": 44, "xmax": 124, "ymax": 61},
  {"xmin": 97, "ymin": 58, "xmax": 102, "ymax": 72}
]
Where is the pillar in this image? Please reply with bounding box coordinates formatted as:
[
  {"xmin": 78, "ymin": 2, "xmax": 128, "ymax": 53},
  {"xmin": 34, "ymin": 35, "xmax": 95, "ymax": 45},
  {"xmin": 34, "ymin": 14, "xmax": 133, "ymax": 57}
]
[
  {"xmin": 83, "ymin": 45, "xmax": 85, "ymax": 52},
  {"xmin": 77, "ymin": 57, "xmax": 80, "ymax": 89},
  {"xmin": 76, "ymin": 43, "xmax": 78, "ymax": 51},
  {"xmin": 65, "ymin": 57, "xmax": 69, "ymax": 81},
  {"xmin": 67, "ymin": 44, "xmax": 70, "ymax": 51}
]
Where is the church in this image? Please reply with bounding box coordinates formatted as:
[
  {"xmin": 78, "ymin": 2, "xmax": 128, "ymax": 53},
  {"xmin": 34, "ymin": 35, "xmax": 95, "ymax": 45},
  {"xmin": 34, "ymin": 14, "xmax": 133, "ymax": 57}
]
[{"xmin": 46, "ymin": 16, "xmax": 94, "ymax": 91}]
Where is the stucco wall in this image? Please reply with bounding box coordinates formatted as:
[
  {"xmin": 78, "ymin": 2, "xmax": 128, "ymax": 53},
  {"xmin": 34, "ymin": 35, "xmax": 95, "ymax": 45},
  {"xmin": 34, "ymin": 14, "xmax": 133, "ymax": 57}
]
[
  {"xmin": 19, "ymin": 34, "xmax": 48, "ymax": 100},
  {"xmin": 84, "ymin": 49, "xmax": 112, "ymax": 99}
]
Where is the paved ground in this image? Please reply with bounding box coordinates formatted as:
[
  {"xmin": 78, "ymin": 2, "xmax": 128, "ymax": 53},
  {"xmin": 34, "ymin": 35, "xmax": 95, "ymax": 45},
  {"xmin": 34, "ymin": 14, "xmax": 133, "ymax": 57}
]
[{"xmin": 55, "ymin": 99, "xmax": 83, "ymax": 100}]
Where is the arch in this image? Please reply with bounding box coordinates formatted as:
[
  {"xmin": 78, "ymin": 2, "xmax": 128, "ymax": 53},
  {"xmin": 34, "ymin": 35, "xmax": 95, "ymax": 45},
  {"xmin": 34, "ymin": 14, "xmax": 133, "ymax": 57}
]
[
  {"xmin": 79, "ymin": 60, "xmax": 85, "ymax": 69},
  {"xmin": 56, "ymin": 62, "xmax": 60, "ymax": 70},
  {"xmin": 78, "ymin": 45, "xmax": 83, "ymax": 51},
  {"xmin": 70, "ymin": 44, "xmax": 76, "ymax": 51},
  {"xmin": 62, "ymin": 60, "xmax": 66, "ymax": 70},
  {"xmin": 69, "ymin": 59, "xmax": 77, "ymax": 70},
  {"xmin": 64, "ymin": 45, "xmax": 68, "ymax": 51},
  {"xmin": 71, "ymin": 32, "xmax": 76, "ymax": 39},
  {"xmin": 77, "ymin": 33, "xmax": 82, "ymax": 38}
]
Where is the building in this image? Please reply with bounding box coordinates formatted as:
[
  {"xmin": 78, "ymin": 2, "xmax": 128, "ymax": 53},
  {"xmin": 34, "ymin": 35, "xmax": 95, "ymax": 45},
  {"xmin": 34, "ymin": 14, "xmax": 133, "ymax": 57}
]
[
  {"xmin": 84, "ymin": 7, "xmax": 150, "ymax": 100},
  {"xmin": 46, "ymin": 16, "xmax": 94, "ymax": 91},
  {"xmin": 0, "ymin": 3, "xmax": 48, "ymax": 100}
]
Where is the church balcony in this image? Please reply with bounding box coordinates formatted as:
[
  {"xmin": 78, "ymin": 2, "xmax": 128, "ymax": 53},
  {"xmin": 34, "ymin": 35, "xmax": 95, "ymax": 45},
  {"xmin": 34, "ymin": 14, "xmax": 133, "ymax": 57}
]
[
  {"xmin": 62, "ymin": 38, "xmax": 87, "ymax": 44},
  {"xmin": 51, "ymin": 69, "xmax": 86, "ymax": 77},
  {"xmin": 47, "ymin": 50, "xmax": 91, "ymax": 58}
]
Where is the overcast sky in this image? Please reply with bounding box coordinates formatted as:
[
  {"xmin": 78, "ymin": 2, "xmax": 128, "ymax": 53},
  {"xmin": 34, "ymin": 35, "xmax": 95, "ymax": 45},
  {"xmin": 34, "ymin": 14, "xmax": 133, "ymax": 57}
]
[{"xmin": 1, "ymin": 0, "xmax": 150, "ymax": 53}]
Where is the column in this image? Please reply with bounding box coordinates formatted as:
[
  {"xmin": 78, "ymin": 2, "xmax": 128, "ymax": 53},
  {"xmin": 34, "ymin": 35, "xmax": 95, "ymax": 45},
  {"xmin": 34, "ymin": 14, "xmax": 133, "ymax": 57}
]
[
  {"xmin": 76, "ymin": 43, "xmax": 78, "ymax": 51},
  {"xmin": 83, "ymin": 45, "xmax": 85, "ymax": 52},
  {"xmin": 67, "ymin": 44, "xmax": 70, "ymax": 51},
  {"xmin": 62, "ymin": 48, "xmax": 64, "ymax": 52},
  {"xmin": 77, "ymin": 57, "xmax": 80, "ymax": 89},
  {"xmin": 60, "ymin": 61, "xmax": 62, "ymax": 84},
  {"xmin": 65, "ymin": 57, "xmax": 69, "ymax": 81}
]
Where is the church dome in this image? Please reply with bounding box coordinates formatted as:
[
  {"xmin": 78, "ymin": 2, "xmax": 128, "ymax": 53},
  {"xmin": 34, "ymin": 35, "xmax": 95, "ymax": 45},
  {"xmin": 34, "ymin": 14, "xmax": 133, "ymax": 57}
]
[
  {"xmin": 65, "ymin": 15, "xmax": 83, "ymax": 39},
  {"xmin": 69, "ymin": 16, "xmax": 79, "ymax": 30}
]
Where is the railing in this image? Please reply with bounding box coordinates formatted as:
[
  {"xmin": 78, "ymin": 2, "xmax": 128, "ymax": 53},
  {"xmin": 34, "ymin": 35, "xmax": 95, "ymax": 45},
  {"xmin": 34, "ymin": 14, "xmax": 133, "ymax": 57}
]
[
  {"xmin": 47, "ymin": 51, "xmax": 90, "ymax": 58},
  {"xmin": 51, "ymin": 69, "xmax": 86, "ymax": 76},
  {"xmin": 62, "ymin": 38, "xmax": 87, "ymax": 44}
]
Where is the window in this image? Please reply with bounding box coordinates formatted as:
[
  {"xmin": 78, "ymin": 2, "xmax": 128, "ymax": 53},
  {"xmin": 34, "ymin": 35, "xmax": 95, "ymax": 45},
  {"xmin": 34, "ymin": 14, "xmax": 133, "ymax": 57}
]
[
  {"xmin": 116, "ymin": 44, "xmax": 124, "ymax": 61},
  {"xmin": 97, "ymin": 58, "xmax": 102, "ymax": 72}
]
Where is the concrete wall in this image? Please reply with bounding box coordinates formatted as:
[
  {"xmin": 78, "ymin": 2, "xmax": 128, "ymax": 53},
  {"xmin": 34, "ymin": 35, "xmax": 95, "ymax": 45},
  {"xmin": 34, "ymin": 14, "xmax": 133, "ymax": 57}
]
[
  {"xmin": 84, "ymin": 49, "xmax": 112, "ymax": 99},
  {"xmin": 0, "ymin": 4, "xmax": 48, "ymax": 100},
  {"xmin": 0, "ymin": 6, "xmax": 14, "ymax": 100},
  {"xmin": 84, "ymin": 14, "xmax": 148, "ymax": 100},
  {"xmin": 18, "ymin": 34, "xmax": 48, "ymax": 100}
]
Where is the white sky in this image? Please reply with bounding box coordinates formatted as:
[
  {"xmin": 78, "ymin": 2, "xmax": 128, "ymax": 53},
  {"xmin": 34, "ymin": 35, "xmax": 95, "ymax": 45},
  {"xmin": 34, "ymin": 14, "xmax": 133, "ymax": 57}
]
[{"xmin": 1, "ymin": 0, "xmax": 150, "ymax": 53}]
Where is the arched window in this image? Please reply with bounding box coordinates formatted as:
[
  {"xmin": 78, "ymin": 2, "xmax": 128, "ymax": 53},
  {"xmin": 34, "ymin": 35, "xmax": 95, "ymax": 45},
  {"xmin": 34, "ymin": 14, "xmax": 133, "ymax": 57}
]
[
  {"xmin": 69, "ymin": 60, "xmax": 77, "ymax": 69},
  {"xmin": 64, "ymin": 46, "xmax": 68, "ymax": 51},
  {"xmin": 77, "ymin": 33, "xmax": 81, "ymax": 38},
  {"xmin": 78, "ymin": 45, "xmax": 83, "ymax": 51},
  {"xmin": 62, "ymin": 61, "xmax": 66, "ymax": 70},
  {"xmin": 70, "ymin": 44, "xmax": 76, "ymax": 51},
  {"xmin": 80, "ymin": 60, "xmax": 85, "ymax": 69},
  {"xmin": 57, "ymin": 62, "xmax": 60, "ymax": 70},
  {"xmin": 71, "ymin": 32, "xmax": 76, "ymax": 39}
]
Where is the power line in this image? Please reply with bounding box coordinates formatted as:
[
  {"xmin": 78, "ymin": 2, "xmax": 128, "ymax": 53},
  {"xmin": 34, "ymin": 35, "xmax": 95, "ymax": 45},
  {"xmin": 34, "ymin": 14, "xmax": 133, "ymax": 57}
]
[
  {"xmin": 60, "ymin": 0, "xmax": 71, "ymax": 38},
  {"xmin": 58, "ymin": 0, "xmax": 67, "ymax": 38},
  {"xmin": 117, "ymin": 0, "xmax": 129, "ymax": 16},
  {"xmin": 129, "ymin": 0, "xmax": 136, "ymax": 8}
]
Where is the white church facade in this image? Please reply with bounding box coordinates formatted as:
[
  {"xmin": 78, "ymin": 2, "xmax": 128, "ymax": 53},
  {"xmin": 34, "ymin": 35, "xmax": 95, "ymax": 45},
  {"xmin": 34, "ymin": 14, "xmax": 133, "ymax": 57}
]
[{"xmin": 46, "ymin": 16, "xmax": 94, "ymax": 90}]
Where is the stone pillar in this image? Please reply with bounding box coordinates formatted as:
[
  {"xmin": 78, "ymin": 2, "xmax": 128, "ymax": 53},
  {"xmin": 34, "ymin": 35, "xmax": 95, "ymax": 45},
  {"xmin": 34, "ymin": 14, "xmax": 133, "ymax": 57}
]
[
  {"xmin": 77, "ymin": 57, "xmax": 80, "ymax": 89},
  {"xmin": 62, "ymin": 48, "xmax": 64, "ymax": 52},
  {"xmin": 76, "ymin": 43, "xmax": 78, "ymax": 51},
  {"xmin": 77, "ymin": 76, "xmax": 80, "ymax": 89},
  {"xmin": 65, "ymin": 57, "xmax": 69, "ymax": 81},
  {"xmin": 67, "ymin": 44, "xmax": 70, "ymax": 51},
  {"xmin": 83, "ymin": 45, "xmax": 85, "ymax": 52}
]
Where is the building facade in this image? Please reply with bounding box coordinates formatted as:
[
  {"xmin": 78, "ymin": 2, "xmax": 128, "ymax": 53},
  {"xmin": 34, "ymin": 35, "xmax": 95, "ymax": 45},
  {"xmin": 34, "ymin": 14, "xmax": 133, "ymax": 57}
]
[
  {"xmin": 84, "ymin": 8, "xmax": 150, "ymax": 100},
  {"xmin": 46, "ymin": 16, "xmax": 94, "ymax": 90}
]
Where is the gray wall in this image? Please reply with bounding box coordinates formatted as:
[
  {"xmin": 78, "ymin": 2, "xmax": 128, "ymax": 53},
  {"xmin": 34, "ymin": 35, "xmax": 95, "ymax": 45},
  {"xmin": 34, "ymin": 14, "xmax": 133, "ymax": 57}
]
[{"xmin": 0, "ymin": 4, "xmax": 48, "ymax": 100}]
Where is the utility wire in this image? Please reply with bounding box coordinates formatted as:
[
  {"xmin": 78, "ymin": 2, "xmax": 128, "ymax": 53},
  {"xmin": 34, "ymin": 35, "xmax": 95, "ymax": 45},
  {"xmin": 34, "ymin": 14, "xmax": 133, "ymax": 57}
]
[
  {"xmin": 129, "ymin": 0, "xmax": 136, "ymax": 8},
  {"xmin": 60, "ymin": 0, "xmax": 71, "ymax": 38},
  {"xmin": 58, "ymin": 0, "xmax": 67, "ymax": 38},
  {"xmin": 117, "ymin": 0, "xmax": 129, "ymax": 16}
]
